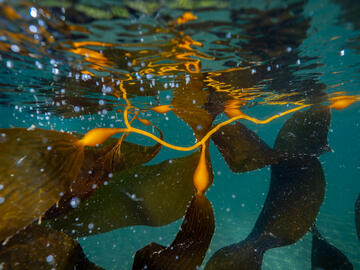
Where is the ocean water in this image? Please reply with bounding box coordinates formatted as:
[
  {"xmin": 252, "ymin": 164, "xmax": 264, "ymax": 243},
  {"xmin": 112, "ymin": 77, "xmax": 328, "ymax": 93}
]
[{"xmin": 0, "ymin": 0, "xmax": 359, "ymax": 269}]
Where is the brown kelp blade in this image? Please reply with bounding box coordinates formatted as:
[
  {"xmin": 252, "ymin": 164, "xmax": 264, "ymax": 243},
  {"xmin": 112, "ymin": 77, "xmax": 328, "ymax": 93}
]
[
  {"xmin": 356, "ymin": 193, "xmax": 360, "ymax": 240},
  {"xmin": 132, "ymin": 194, "xmax": 215, "ymax": 270},
  {"xmin": 274, "ymin": 105, "xmax": 331, "ymax": 156},
  {"xmin": 252, "ymin": 157, "xmax": 325, "ymax": 244},
  {"xmin": 171, "ymin": 74, "xmax": 213, "ymax": 141},
  {"xmin": 211, "ymin": 122, "xmax": 281, "ymax": 173},
  {"xmin": 205, "ymin": 156, "xmax": 325, "ymax": 270},
  {"xmin": 311, "ymin": 225, "xmax": 353, "ymax": 270},
  {"xmin": 45, "ymin": 152, "xmax": 205, "ymax": 237},
  {"xmin": 44, "ymin": 136, "xmax": 162, "ymax": 219},
  {"xmin": 0, "ymin": 224, "xmax": 103, "ymax": 270},
  {"xmin": 0, "ymin": 128, "xmax": 84, "ymax": 242}
]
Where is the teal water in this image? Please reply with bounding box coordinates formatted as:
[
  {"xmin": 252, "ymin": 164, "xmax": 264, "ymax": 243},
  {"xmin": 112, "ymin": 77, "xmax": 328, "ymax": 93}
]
[{"xmin": 0, "ymin": 0, "xmax": 359, "ymax": 269}]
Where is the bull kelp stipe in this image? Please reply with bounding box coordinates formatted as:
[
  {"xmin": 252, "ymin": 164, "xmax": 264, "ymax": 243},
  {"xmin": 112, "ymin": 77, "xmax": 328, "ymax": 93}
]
[
  {"xmin": 132, "ymin": 194, "xmax": 214, "ymax": 270},
  {"xmin": 0, "ymin": 128, "xmax": 84, "ymax": 242}
]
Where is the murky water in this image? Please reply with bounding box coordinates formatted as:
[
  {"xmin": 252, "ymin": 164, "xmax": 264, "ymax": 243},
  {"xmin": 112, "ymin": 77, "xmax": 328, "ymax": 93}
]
[{"xmin": 0, "ymin": 0, "xmax": 359, "ymax": 269}]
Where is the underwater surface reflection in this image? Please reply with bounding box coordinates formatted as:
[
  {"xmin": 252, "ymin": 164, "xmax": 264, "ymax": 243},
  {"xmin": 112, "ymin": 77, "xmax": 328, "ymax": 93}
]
[{"xmin": 0, "ymin": 0, "xmax": 359, "ymax": 269}]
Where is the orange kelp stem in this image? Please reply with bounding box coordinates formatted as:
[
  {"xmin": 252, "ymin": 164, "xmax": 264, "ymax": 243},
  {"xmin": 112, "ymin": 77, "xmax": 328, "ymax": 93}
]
[
  {"xmin": 193, "ymin": 143, "xmax": 209, "ymax": 195},
  {"xmin": 80, "ymin": 104, "xmax": 310, "ymax": 151},
  {"xmin": 328, "ymin": 95, "xmax": 359, "ymax": 110}
]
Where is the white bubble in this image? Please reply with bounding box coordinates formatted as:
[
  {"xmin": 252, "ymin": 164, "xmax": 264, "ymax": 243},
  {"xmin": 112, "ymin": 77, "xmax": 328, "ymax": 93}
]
[
  {"xmin": 6, "ymin": 61, "xmax": 13, "ymax": 68},
  {"xmin": 46, "ymin": 255, "xmax": 54, "ymax": 264},
  {"xmin": 0, "ymin": 197, "xmax": 4, "ymax": 204},
  {"xmin": 35, "ymin": 61, "xmax": 43, "ymax": 69},
  {"xmin": 0, "ymin": 184, "xmax": 3, "ymax": 190},
  {"xmin": 70, "ymin": 197, "xmax": 80, "ymax": 208},
  {"xmin": 30, "ymin": 7, "xmax": 38, "ymax": 18},
  {"xmin": 74, "ymin": 106, "xmax": 80, "ymax": 112},
  {"xmin": 340, "ymin": 49, "xmax": 345, "ymax": 56},
  {"xmin": 10, "ymin": 44, "xmax": 20, "ymax": 53},
  {"xmin": 29, "ymin": 25, "xmax": 38, "ymax": 33}
]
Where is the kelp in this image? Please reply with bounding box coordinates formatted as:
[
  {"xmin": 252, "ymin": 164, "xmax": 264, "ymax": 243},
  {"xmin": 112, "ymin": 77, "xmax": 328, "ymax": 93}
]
[
  {"xmin": 274, "ymin": 105, "xmax": 331, "ymax": 156},
  {"xmin": 211, "ymin": 122, "xmax": 281, "ymax": 173},
  {"xmin": 0, "ymin": 128, "xmax": 84, "ymax": 242},
  {"xmin": 356, "ymin": 193, "xmax": 360, "ymax": 240},
  {"xmin": 0, "ymin": 224, "xmax": 103, "ymax": 270},
  {"xmin": 311, "ymin": 225, "xmax": 353, "ymax": 270},
  {"xmin": 132, "ymin": 194, "xmax": 215, "ymax": 270},
  {"xmin": 45, "ymin": 152, "xmax": 208, "ymax": 237},
  {"xmin": 171, "ymin": 74, "xmax": 213, "ymax": 140},
  {"xmin": 44, "ymin": 136, "xmax": 162, "ymax": 219},
  {"xmin": 205, "ymin": 156, "xmax": 326, "ymax": 270},
  {"xmin": 205, "ymin": 103, "xmax": 331, "ymax": 269}
]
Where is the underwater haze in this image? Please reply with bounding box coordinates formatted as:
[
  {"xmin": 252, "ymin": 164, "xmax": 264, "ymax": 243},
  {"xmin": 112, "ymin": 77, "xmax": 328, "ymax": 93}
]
[{"xmin": 0, "ymin": 0, "xmax": 359, "ymax": 269}]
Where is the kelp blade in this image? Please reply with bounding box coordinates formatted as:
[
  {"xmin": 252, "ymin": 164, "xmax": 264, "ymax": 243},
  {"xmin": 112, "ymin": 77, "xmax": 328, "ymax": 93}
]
[
  {"xmin": 0, "ymin": 224, "xmax": 103, "ymax": 269},
  {"xmin": 356, "ymin": 193, "xmax": 360, "ymax": 240},
  {"xmin": 45, "ymin": 152, "xmax": 204, "ymax": 237},
  {"xmin": 211, "ymin": 122, "xmax": 281, "ymax": 173},
  {"xmin": 206, "ymin": 156, "xmax": 325, "ymax": 270},
  {"xmin": 0, "ymin": 128, "xmax": 83, "ymax": 242},
  {"xmin": 44, "ymin": 137, "xmax": 162, "ymax": 219},
  {"xmin": 274, "ymin": 105, "xmax": 331, "ymax": 156},
  {"xmin": 311, "ymin": 225, "xmax": 353, "ymax": 270},
  {"xmin": 132, "ymin": 194, "xmax": 215, "ymax": 270}
]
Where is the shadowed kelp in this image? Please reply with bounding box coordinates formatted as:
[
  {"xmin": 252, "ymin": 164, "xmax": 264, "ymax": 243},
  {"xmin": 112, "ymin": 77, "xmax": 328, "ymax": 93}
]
[
  {"xmin": 205, "ymin": 156, "xmax": 326, "ymax": 270},
  {"xmin": 205, "ymin": 104, "xmax": 330, "ymax": 269},
  {"xmin": 0, "ymin": 224, "xmax": 103, "ymax": 269},
  {"xmin": 45, "ymin": 152, "xmax": 206, "ymax": 237},
  {"xmin": 211, "ymin": 122, "xmax": 281, "ymax": 173},
  {"xmin": 311, "ymin": 225, "xmax": 353, "ymax": 270},
  {"xmin": 132, "ymin": 194, "xmax": 214, "ymax": 270},
  {"xmin": 0, "ymin": 128, "xmax": 84, "ymax": 242},
  {"xmin": 274, "ymin": 105, "xmax": 331, "ymax": 156},
  {"xmin": 356, "ymin": 193, "xmax": 360, "ymax": 240}
]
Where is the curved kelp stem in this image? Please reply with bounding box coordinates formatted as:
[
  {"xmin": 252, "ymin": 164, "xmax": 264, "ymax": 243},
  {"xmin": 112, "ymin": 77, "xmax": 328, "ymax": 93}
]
[{"xmin": 132, "ymin": 194, "xmax": 215, "ymax": 270}]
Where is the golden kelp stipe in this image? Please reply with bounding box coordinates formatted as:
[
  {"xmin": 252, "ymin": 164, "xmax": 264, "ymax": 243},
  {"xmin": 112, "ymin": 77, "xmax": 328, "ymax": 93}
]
[
  {"xmin": 0, "ymin": 128, "xmax": 84, "ymax": 242},
  {"xmin": 193, "ymin": 144, "xmax": 210, "ymax": 195},
  {"xmin": 328, "ymin": 95, "xmax": 360, "ymax": 110},
  {"xmin": 132, "ymin": 194, "xmax": 214, "ymax": 270},
  {"xmin": 0, "ymin": 224, "xmax": 103, "ymax": 270}
]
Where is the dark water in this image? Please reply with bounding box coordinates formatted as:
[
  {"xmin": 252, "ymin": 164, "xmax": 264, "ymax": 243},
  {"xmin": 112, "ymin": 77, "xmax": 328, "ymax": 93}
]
[{"xmin": 0, "ymin": 0, "xmax": 359, "ymax": 269}]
